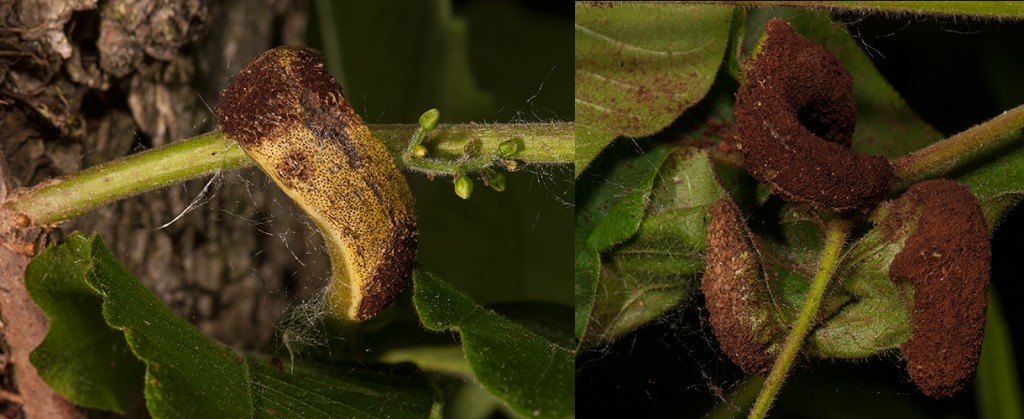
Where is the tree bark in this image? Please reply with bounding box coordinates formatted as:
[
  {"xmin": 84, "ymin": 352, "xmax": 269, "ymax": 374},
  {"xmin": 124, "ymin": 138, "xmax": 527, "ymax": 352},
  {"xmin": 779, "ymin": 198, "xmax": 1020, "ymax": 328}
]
[{"xmin": 1, "ymin": 0, "xmax": 316, "ymax": 415}]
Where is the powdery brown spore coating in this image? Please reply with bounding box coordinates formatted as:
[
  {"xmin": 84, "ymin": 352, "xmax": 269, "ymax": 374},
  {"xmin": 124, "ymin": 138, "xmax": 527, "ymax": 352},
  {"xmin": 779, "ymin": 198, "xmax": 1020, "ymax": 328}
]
[
  {"xmin": 702, "ymin": 198, "xmax": 779, "ymax": 375},
  {"xmin": 216, "ymin": 46, "xmax": 418, "ymax": 320},
  {"xmin": 357, "ymin": 221, "xmax": 418, "ymax": 319},
  {"xmin": 889, "ymin": 179, "xmax": 990, "ymax": 398},
  {"xmin": 735, "ymin": 19, "xmax": 893, "ymax": 212}
]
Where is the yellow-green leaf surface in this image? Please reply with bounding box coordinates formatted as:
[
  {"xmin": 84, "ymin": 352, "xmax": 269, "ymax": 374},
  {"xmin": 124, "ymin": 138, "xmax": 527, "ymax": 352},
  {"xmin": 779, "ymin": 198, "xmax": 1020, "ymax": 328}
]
[
  {"xmin": 575, "ymin": 3, "xmax": 734, "ymax": 176},
  {"xmin": 26, "ymin": 234, "xmax": 436, "ymax": 418},
  {"xmin": 413, "ymin": 271, "xmax": 573, "ymax": 419}
]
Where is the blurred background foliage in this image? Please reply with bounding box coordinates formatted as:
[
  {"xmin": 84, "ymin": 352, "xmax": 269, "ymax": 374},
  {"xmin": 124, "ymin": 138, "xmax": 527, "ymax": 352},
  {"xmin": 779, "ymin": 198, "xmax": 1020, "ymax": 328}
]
[
  {"xmin": 309, "ymin": 0, "xmax": 573, "ymax": 307},
  {"xmin": 576, "ymin": 8, "xmax": 1024, "ymax": 419}
]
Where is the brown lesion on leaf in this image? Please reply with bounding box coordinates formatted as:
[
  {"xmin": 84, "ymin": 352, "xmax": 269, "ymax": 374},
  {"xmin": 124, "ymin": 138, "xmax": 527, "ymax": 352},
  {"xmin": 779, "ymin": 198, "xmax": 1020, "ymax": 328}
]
[
  {"xmin": 734, "ymin": 18, "xmax": 893, "ymax": 212},
  {"xmin": 216, "ymin": 47, "xmax": 297, "ymax": 148},
  {"xmin": 888, "ymin": 179, "xmax": 990, "ymax": 398},
  {"xmin": 275, "ymin": 150, "xmax": 312, "ymax": 189},
  {"xmin": 217, "ymin": 46, "xmax": 366, "ymax": 168},
  {"xmin": 357, "ymin": 220, "xmax": 418, "ymax": 320}
]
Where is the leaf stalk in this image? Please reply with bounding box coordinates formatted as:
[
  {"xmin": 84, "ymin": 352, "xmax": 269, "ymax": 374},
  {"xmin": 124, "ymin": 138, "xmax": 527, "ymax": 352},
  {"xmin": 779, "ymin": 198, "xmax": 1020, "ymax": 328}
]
[
  {"xmin": 891, "ymin": 104, "xmax": 1024, "ymax": 191},
  {"xmin": 748, "ymin": 217, "xmax": 851, "ymax": 419},
  {"xmin": 4, "ymin": 123, "xmax": 573, "ymax": 226}
]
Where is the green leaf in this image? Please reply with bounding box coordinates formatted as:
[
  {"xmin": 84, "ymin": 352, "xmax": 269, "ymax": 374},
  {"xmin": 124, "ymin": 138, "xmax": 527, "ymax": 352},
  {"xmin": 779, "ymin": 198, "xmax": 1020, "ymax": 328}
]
[
  {"xmin": 695, "ymin": 197, "xmax": 915, "ymax": 361},
  {"xmin": 247, "ymin": 357, "xmax": 437, "ymax": 418},
  {"xmin": 977, "ymin": 292, "xmax": 1024, "ymax": 419},
  {"xmin": 586, "ymin": 149, "xmax": 724, "ymax": 344},
  {"xmin": 489, "ymin": 302, "xmax": 575, "ymax": 351},
  {"xmin": 741, "ymin": 198, "xmax": 924, "ymax": 359},
  {"xmin": 86, "ymin": 241, "xmax": 251, "ymax": 417},
  {"xmin": 744, "ymin": 9, "xmax": 944, "ymax": 158},
  {"xmin": 26, "ymin": 236, "xmax": 145, "ymax": 414},
  {"xmin": 413, "ymin": 271, "xmax": 573, "ymax": 419},
  {"xmin": 807, "ymin": 194, "xmax": 940, "ymax": 358},
  {"xmin": 27, "ymin": 234, "xmax": 436, "ymax": 418},
  {"xmin": 725, "ymin": 7, "xmax": 749, "ymax": 83},
  {"xmin": 574, "ymin": 3, "xmax": 734, "ymax": 176},
  {"xmin": 768, "ymin": 204, "xmax": 826, "ymax": 267},
  {"xmin": 575, "ymin": 65, "xmax": 748, "ymax": 345},
  {"xmin": 574, "ymin": 124, "xmax": 615, "ymax": 179},
  {"xmin": 574, "ymin": 247, "xmax": 603, "ymax": 340},
  {"xmin": 575, "ymin": 143, "xmax": 673, "ymax": 337},
  {"xmin": 753, "ymin": 205, "xmax": 830, "ymax": 325}
]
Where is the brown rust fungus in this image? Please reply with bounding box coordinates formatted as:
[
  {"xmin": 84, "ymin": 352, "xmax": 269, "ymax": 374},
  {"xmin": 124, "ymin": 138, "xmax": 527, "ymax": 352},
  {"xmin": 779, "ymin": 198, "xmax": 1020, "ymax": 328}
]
[
  {"xmin": 217, "ymin": 46, "xmax": 418, "ymax": 321},
  {"xmin": 735, "ymin": 19, "xmax": 893, "ymax": 212},
  {"xmin": 702, "ymin": 198, "xmax": 782, "ymax": 375},
  {"xmin": 888, "ymin": 179, "xmax": 990, "ymax": 398}
]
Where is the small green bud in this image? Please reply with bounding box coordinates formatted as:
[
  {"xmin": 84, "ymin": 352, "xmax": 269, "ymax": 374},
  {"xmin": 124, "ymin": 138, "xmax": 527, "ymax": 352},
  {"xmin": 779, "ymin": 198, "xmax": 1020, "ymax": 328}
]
[
  {"xmin": 418, "ymin": 108, "xmax": 440, "ymax": 132},
  {"xmin": 412, "ymin": 145, "xmax": 428, "ymax": 158},
  {"xmin": 486, "ymin": 171, "xmax": 506, "ymax": 192},
  {"xmin": 463, "ymin": 139, "xmax": 483, "ymax": 158},
  {"xmin": 497, "ymin": 137, "xmax": 523, "ymax": 158},
  {"xmin": 454, "ymin": 175, "xmax": 473, "ymax": 199}
]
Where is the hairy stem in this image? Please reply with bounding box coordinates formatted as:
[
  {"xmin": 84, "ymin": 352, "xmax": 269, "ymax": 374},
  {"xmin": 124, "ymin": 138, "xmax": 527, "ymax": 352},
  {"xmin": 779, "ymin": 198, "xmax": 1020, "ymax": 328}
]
[
  {"xmin": 697, "ymin": 1, "xmax": 1024, "ymax": 19},
  {"xmin": 5, "ymin": 131, "xmax": 249, "ymax": 226},
  {"xmin": 748, "ymin": 218, "xmax": 851, "ymax": 419},
  {"xmin": 891, "ymin": 103, "xmax": 1024, "ymax": 191},
  {"xmin": 4, "ymin": 123, "xmax": 573, "ymax": 226},
  {"xmin": 390, "ymin": 122, "xmax": 573, "ymax": 164}
]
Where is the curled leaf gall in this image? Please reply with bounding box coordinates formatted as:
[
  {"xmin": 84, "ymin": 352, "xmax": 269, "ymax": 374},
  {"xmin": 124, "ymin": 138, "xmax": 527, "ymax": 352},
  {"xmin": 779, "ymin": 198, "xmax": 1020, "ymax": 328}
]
[{"xmin": 217, "ymin": 46, "xmax": 418, "ymax": 321}]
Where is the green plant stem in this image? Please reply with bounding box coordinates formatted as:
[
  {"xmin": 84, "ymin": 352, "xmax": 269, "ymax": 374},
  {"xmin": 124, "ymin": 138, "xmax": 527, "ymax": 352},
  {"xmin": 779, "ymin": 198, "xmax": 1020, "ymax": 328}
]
[
  {"xmin": 748, "ymin": 218, "xmax": 851, "ymax": 419},
  {"xmin": 393, "ymin": 122, "xmax": 573, "ymax": 164},
  {"xmin": 5, "ymin": 131, "xmax": 249, "ymax": 226},
  {"xmin": 891, "ymin": 103, "xmax": 1024, "ymax": 191},
  {"xmin": 4, "ymin": 123, "xmax": 573, "ymax": 226}
]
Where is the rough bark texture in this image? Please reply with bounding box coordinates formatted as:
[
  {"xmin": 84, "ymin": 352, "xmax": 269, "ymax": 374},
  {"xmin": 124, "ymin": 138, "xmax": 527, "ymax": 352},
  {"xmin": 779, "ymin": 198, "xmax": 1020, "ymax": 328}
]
[
  {"xmin": 0, "ymin": 161, "xmax": 79, "ymax": 419},
  {"xmin": 1, "ymin": 0, "xmax": 317, "ymax": 415}
]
